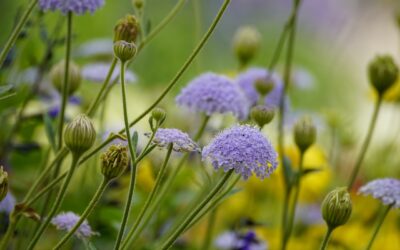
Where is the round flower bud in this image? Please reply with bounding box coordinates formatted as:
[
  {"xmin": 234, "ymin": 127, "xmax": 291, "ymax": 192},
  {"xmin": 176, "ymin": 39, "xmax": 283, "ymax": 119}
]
[
  {"xmin": 321, "ymin": 187, "xmax": 352, "ymax": 229},
  {"xmin": 368, "ymin": 55, "xmax": 399, "ymax": 94},
  {"xmin": 64, "ymin": 114, "xmax": 96, "ymax": 156},
  {"xmin": 293, "ymin": 116, "xmax": 316, "ymax": 152},
  {"xmin": 0, "ymin": 166, "xmax": 8, "ymax": 202},
  {"xmin": 250, "ymin": 105, "xmax": 275, "ymax": 128},
  {"xmin": 151, "ymin": 107, "xmax": 166, "ymax": 123},
  {"xmin": 254, "ymin": 78, "xmax": 274, "ymax": 97},
  {"xmin": 233, "ymin": 26, "xmax": 261, "ymax": 66},
  {"xmin": 133, "ymin": 0, "xmax": 144, "ymax": 9},
  {"xmin": 101, "ymin": 144, "xmax": 129, "ymax": 180},
  {"xmin": 114, "ymin": 15, "xmax": 139, "ymax": 43},
  {"xmin": 113, "ymin": 41, "xmax": 137, "ymax": 63},
  {"xmin": 50, "ymin": 60, "xmax": 82, "ymax": 96}
]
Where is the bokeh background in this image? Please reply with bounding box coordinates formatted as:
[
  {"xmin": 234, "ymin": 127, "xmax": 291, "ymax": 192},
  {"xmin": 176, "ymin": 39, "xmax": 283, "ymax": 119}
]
[{"xmin": 1, "ymin": 0, "xmax": 400, "ymax": 249}]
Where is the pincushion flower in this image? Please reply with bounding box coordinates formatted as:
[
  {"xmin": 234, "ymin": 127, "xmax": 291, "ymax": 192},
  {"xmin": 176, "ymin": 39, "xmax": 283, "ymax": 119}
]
[
  {"xmin": 51, "ymin": 212, "xmax": 97, "ymax": 239},
  {"xmin": 214, "ymin": 230, "xmax": 268, "ymax": 250},
  {"xmin": 39, "ymin": 0, "xmax": 105, "ymax": 14},
  {"xmin": 358, "ymin": 178, "xmax": 400, "ymax": 208},
  {"xmin": 150, "ymin": 128, "xmax": 200, "ymax": 153},
  {"xmin": 235, "ymin": 67, "xmax": 284, "ymax": 107},
  {"xmin": 176, "ymin": 73, "xmax": 250, "ymax": 120},
  {"xmin": 202, "ymin": 125, "xmax": 278, "ymax": 179},
  {"xmin": 82, "ymin": 63, "xmax": 137, "ymax": 83}
]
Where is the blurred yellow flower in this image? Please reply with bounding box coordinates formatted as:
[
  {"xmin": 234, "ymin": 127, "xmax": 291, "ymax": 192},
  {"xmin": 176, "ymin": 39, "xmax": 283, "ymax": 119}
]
[{"xmin": 136, "ymin": 159, "xmax": 155, "ymax": 192}]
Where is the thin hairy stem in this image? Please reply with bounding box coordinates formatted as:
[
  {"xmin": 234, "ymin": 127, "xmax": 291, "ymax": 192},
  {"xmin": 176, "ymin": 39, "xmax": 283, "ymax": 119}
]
[{"xmin": 319, "ymin": 226, "xmax": 333, "ymax": 250}]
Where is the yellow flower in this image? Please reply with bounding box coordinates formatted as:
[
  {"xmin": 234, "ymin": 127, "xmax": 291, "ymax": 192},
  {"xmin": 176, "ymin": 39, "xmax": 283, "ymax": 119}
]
[{"xmin": 136, "ymin": 159, "xmax": 155, "ymax": 192}]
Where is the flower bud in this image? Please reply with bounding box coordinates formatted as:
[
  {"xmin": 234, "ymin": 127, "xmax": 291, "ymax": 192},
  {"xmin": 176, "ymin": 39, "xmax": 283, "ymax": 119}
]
[
  {"xmin": 50, "ymin": 60, "xmax": 82, "ymax": 96},
  {"xmin": 321, "ymin": 187, "xmax": 352, "ymax": 229},
  {"xmin": 151, "ymin": 107, "xmax": 166, "ymax": 123},
  {"xmin": 233, "ymin": 26, "xmax": 261, "ymax": 66},
  {"xmin": 64, "ymin": 114, "xmax": 96, "ymax": 156},
  {"xmin": 0, "ymin": 166, "xmax": 8, "ymax": 202},
  {"xmin": 101, "ymin": 144, "xmax": 129, "ymax": 180},
  {"xmin": 254, "ymin": 78, "xmax": 274, "ymax": 97},
  {"xmin": 114, "ymin": 15, "xmax": 139, "ymax": 43},
  {"xmin": 368, "ymin": 55, "xmax": 399, "ymax": 94},
  {"xmin": 294, "ymin": 116, "xmax": 316, "ymax": 152},
  {"xmin": 250, "ymin": 105, "xmax": 275, "ymax": 128},
  {"xmin": 113, "ymin": 41, "xmax": 137, "ymax": 62},
  {"xmin": 133, "ymin": 0, "xmax": 144, "ymax": 9}
]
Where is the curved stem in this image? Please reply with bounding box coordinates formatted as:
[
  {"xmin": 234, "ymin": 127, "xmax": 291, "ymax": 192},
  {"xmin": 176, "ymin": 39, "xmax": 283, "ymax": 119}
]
[
  {"xmin": 319, "ymin": 226, "xmax": 333, "ymax": 250},
  {"xmin": 53, "ymin": 178, "xmax": 109, "ymax": 249},
  {"xmin": 113, "ymin": 61, "xmax": 138, "ymax": 250},
  {"xmin": 27, "ymin": 153, "xmax": 80, "ymax": 250},
  {"xmin": 365, "ymin": 205, "xmax": 392, "ymax": 250},
  {"xmin": 121, "ymin": 143, "xmax": 173, "ymax": 249},
  {"xmin": 160, "ymin": 170, "xmax": 234, "ymax": 250},
  {"xmin": 267, "ymin": 23, "xmax": 289, "ymax": 72},
  {"xmin": 347, "ymin": 95, "xmax": 383, "ymax": 189},
  {"xmin": 57, "ymin": 11, "xmax": 73, "ymax": 149},
  {"xmin": 0, "ymin": 0, "xmax": 38, "ymax": 68}
]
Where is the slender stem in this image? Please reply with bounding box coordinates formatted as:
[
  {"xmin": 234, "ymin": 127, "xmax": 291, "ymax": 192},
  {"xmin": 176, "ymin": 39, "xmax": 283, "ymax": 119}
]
[
  {"xmin": 319, "ymin": 226, "xmax": 333, "ymax": 250},
  {"xmin": 24, "ymin": 174, "xmax": 65, "ymax": 208},
  {"xmin": 121, "ymin": 143, "xmax": 173, "ymax": 249},
  {"xmin": 57, "ymin": 11, "xmax": 73, "ymax": 150},
  {"xmin": 27, "ymin": 153, "xmax": 80, "ymax": 250},
  {"xmin": 284, "ymin": 151, "xmax": 304, "ymax": 247},
  {"xmin": 160, "ymin": 170, "xmax": 234, "ymax": 250},
  {"xmin": 267, "ymin": 24, "xmax": 289, "ymax": 72},
  {"xmin": 347, "ymin": 95, "xmax": 383, "ymax": 189},
  {"xmin": 0, "ymin": 0, "xmax": 38, "ymax": 68},
  {"xmin": 365, "ymin": 205, "xmax": 392, "ymax": 250},
  {"xmin": 114, "ymin": 61, "xmax": 138, "ymax": 250},
  {"xmin": 193, "ymin": 0, "xmax": 202, "ymax": 71},
  {"xmin": 202, "ymin": 208, "xmax": 217, "ymax": 250},
  {"xmin": 53, "ymin": 178, "xmax": 110, "ymax": 249}
]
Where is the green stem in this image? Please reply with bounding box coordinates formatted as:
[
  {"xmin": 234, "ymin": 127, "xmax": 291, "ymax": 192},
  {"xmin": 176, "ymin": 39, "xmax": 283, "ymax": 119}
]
[
  {"xmin": 347, "ymin": 95, "xmax": 383, "ymax": 189},
  {"xmin": 121, "ymin": 143, "xmax": 173, "ymax": 249},
  {"xmin": 365, "ymin": 205, "xmax": 392, "ymax": 250},
  {"xmin": 27, "ymin": 153, "xmax": 81, "ymax": 250},
  {"xmin": 57, "ymin": 11, "xmax": 73, "ymax": 150},
  {"xmin": 160, "ymin": 170, "xmax": 234, "ymax": 250},
  {"xmin": 319, "ymin": 226, "xmax": 333, "ymax": 250},
  {"xmin": 267, "ymin": 23, "xmax": 289, "ymax": 72},
  {"xmin": 24, "ymin": 173, "xmax": 65, "ymax": 208},
  {"xmin": 193, "ymin": 0, "xmax": 202, "ymax": 71},
  {"xmin": 0, "ymin": 0, "xmax": 38, "ymax": 68},
  {"xmin": 53, "ymin": 178, "xmax": 110, "ymax": 249},
  {"xmin": 114, "ymin": 61, "xmax": 138, "ymax": 250}
]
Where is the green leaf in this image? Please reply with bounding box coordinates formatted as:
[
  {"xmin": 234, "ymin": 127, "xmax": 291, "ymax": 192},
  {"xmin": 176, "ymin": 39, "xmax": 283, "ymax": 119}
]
[
  {"xmin": 282, "ymin": 156, "xmax": 295, "ymax": 189},
  {"xmin": 301, "ymin": 167, "xmax": 322, "ymax": 176},
  {"xmin": 131, "ymin": 131, "xmax": 139, "ymax": 152}
]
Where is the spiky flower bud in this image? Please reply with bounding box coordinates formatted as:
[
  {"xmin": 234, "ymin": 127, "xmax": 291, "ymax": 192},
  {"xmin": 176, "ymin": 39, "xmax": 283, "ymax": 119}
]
[
  {"xmin": 113, "ymin": 41, "xmax": 137, "ymax": 63},
  {"xmin": 233, "ymin": 26, "xmax": 261, "ymax": 66},
  {"xmin": 254, "ymin": 78, "xmax": 274, "ymax": 97},
  {"xmin": 0, "ymin": 166, "xmax": 8, "ymax": 202},
  {"xmin": 151, "ymin": 107, "xmax": 166, "ymax": 123},
  {"xmin": 50, "ymin": 60, "xmax": 82, "ymax": 96},
  {"xmin": 368, "ymin": 55, "xmax": 399, "ymax": 94},
  {"xmin": 294, "ymin": 116, "xmax": 316, "ymax": 152},
  {"xmin": 250, "ymin": 105, "xmax": 275, "ymax": 128},
  {"xmin": 64, "ymin": 114, "xmax": 96, "ymax": 156},
  {"xmin": 101, "ymin": 144, "xmax": 129, "ymax": 180},
  {"xmin": 321, "ymin": 187, "xmax": 352, "ymax": 229},
  {"xmin": 114, "ymin": 15, "xmax": 139, "ymax": 43}
]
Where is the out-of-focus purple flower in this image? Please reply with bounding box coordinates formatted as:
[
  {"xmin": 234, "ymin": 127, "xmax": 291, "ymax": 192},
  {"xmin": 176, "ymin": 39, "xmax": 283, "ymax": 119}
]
[
  {"xmin": 215, "ymin": 230, "xmax": 268, "ymax": 250},
  {"xmin": 46, "ymin": 95, "xmax": 81, "ymax": 119},
  {"xmin": 149, "ymin": 128, "xmax": 199, "ymax": 153},
  {"xmin": 202, "ymin": 125, "xmax": 278, "ymax": 179},
  {"xmin": 235, "ymin": 67, "xmax": 284, "ymax": 107},
  {"xmin": 82, "ymin": 63, "xmax": 137, "ymax": 84},
  {"xmin": 176, "ymin": 73, "xmax": 250, "ymax": 120},
  {"xmin": 39, "ymin": 0, "xmax": 104, "ymax": 15},
  {"xmin": 0, "ymin": 193, "xmax": 15, "ymax": 214},
  {"xmin": 292, "ymin": 67, "xmax": 315, "ymax": 90},
  {"xmin": 77, "ymin": 39, "xmax": 113, "ymax": 58},
  {"xmin": 358, "ymin": 178, "xmax": 400, "ymax": 209},
  {"xmin": 296, "ymin": 204, "xmax": 324, "ymax": 225},
  {"xmin": 51, "ymin": 212, "xmax": 97, "ymax": 239}
]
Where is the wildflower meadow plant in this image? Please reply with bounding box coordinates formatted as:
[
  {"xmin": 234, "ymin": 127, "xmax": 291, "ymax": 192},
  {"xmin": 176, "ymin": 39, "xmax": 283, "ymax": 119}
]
[{"xmin": 0, "ymin": 0, "xmax": 399, "ymax": 249}]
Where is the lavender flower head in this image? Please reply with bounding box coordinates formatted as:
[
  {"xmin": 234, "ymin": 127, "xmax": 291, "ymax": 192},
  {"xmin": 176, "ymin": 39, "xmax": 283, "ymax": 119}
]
[
  {"xmin": 176, "ymin": 73, "xmax": 250, "ymax": 120},
  {"xmin": 51, "ymin": 212, "xmax": 97, "ymax": 239},
  {"xmin": 82, "ymin": 63, "xmax": 137, "ymax": 84},
  {"xmin": 358, "ymin": 178, "xmax": 400, "ymax": 209},
  {"xmin": 215, "ymin": 230, "xmax": 268, "ymax": 250},
  {"xmin": 202, "ymin": 125, "xmax": 278, "ymax": 179},
  {"xmin": 149, "ymin": 128, "xmax": 200, "ymax": 153},
  {"xmin": 0, "ymin": 193, "xmax": 16, "ymax": 214},
  {"xmin": 39, "ymin": 0, "xmax": 104, "ymax": 15},
  {"xmin": 235, "ymin": 67, "xmax": 283, "ymax": 107}
]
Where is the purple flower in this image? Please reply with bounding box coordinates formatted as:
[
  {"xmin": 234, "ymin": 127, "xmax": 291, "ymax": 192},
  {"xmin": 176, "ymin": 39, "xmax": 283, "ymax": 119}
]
[
  {"xmin": 51, "ymin": 212, "xmax": 97, "ymax": 239},
  {"xmin": 214, "ymin": 230, "xmax": 268, "ymax": 250},
  {"xmin": 82, "ymin": 63, "xmax": 137, "ymax": 84},
  {"xmin": 358, "ymin": 178, "xmax": 400, "ymax": 209},
  {"xmin": 149, "ymin": 128, "xmax": 200, "ymax": 153},
  {"xmin": 235, "ymin": 67, "xmax": 284, "ymax": 107},
  {"xmin": 39, "ymin": 0, "xmax": 104, "ymax": 15},
  {"xmin": 202, "ymin": 125, "xmax": 278, "ymax": 179},
  {"xmin": 0, "ymin": 193, "xmax": 15, "ymax": 214},
  {"xmin": 176, "ymin": 73, "xmax": 250, "ymax": 120}
]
